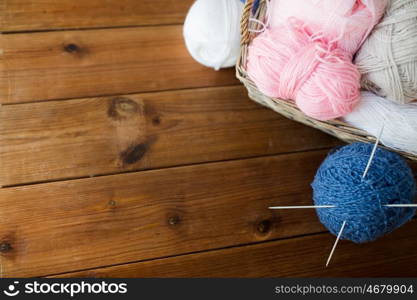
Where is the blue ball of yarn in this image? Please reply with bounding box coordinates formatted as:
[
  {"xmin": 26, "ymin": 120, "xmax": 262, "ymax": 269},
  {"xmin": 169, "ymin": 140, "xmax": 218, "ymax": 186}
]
[{"xmin": 312, "ymin": 143, "xmax": 416, "ymax": 243}]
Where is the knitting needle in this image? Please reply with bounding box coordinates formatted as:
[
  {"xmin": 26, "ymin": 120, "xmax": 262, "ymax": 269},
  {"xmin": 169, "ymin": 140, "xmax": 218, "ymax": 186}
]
[
  {"xmin": 384, "ymin": 204, "xmax": 417, "ymax": 208},
  {"xmin": 326, "ymin": 220, "xmax": 346, "ymax": 267},
  {"xmin": 360, "ymin": 125, "xmax": 416, "ymax": 208},
  {"xmin": 362, "ymin": 124, "xmax": 385, "ymax": 179},
  {"xmin": 269, "ymin": 205, "xmax": 336, "ymax": 209}
]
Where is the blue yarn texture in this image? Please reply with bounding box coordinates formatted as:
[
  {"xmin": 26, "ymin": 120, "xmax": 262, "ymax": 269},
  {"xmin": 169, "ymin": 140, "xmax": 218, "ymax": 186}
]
[{"xmin": 312, "ymin": 143, "xmax": 416, "ymax": 243}]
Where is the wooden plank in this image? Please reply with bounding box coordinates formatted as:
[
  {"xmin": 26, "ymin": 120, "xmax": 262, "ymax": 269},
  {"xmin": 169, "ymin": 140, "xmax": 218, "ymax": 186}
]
[
  {"xmin": 0, "ymin": 86, "xmax": 339, "ymax": 186},
  {"xmin": 57, "ymin": 220, "xmax": 417, "ymax": 278},
  {"xmin": 0, "ymin": 26, "xmax": 238, "ymax": 104},
  {"xmin": 0, "ymin": 0, "xmax": 194, "ymax": 32},
  {"xmin": 0, "ymin": 151, "xmax": 328, "ymax": 277}
]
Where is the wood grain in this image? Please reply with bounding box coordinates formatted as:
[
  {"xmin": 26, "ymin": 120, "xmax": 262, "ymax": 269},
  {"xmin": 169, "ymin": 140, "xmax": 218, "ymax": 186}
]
[
  {"xmin": 0, "ymin": 151, "xmax": 328, "ymax": 277},
  {"xmin": 0, "ymin": 86, "xmax": 339, "ymax": 186},
  {"xmin": 57, "ymin": 220, "xmax": 417, "ymax": 278},
  {"xmin": 0, "ymin": 0, "xmax": 194, "ymax": 32},
  {"xmin": 0, "ymin": 25, "xmax": 238, "ymax": 104}
]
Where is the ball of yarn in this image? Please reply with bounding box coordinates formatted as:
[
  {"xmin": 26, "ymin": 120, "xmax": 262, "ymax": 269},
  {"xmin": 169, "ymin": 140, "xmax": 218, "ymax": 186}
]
[
  {"xmin": 183, "ymin": 0, "xmax": 244, "ymax": 70},
  {"xmin": 270, "ymin": 0, "xmax": 388, "ymax": 54},
  {"xmin": 355, "ymin": 0, "xmax": 417, "ymax": 104},
  {"xmin": 247, "ymin": 20, "xmax": 361, "ymax": 120},
  {"xmin": 312, "ymin": 143, "xmax": 416, "ymax": 243},
  {"xmin": 246, "ymin": 0, "xmax": 387, "ymax": 120},
  {"xmin": 343, "ymin": 91, "xmax": 417, "ymax": 155}
]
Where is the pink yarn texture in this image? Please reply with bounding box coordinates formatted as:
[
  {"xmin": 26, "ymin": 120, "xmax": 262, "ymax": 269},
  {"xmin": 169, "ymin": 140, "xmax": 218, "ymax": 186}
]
[
  {"xmin": 270, "ymin": 0, "xmax": 388, "ymax": 53},
  {"xmin": 247, "ymin": 0, "xmax": 387, "ymax": 120}
]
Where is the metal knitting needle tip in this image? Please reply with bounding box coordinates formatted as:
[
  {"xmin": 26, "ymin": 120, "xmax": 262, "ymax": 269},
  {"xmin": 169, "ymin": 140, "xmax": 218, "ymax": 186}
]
[
  {"xmin": 362, "ymin": 124, "xmax": 385, "ymax": 179},
  {"xmin": 269, "ymin": 205, "xmax": 336, "ymax": 210},
  {"xmin": 326, "ymin": 220, "xmax": 347, "ymax": 268},
  {"xmin": 384, "ymin": 204, "xmax": 417, "ymax": 208}
]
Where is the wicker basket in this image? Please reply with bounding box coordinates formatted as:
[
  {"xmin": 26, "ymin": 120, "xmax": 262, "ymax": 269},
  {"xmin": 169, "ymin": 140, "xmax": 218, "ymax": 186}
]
[{"xmin": 236, "ymin": 0, "xmax": 417, "ymax": 161}]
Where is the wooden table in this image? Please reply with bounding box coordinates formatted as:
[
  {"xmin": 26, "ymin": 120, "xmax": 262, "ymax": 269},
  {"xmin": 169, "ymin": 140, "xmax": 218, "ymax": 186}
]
[{"xmin": 0, "ymin": 0, "xmax": 416, "ymax": 278}]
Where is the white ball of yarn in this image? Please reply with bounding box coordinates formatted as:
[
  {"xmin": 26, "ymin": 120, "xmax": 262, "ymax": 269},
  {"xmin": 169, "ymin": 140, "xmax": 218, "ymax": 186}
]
[
  {"xmin": 355, "ymin": 0, "xmax": 417, "ymax": 104},
  {"xmin": 343, "ymin": 91, "xmax": 417, "ymax": 155},
  {"xmin": 183, "ymin": 0, "xmax": 244, "ymax": 70}
]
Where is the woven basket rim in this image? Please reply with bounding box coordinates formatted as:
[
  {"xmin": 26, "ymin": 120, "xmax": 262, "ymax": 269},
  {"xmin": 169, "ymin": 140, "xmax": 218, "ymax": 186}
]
[{"xmin": 236, "ymin": 0, "xmax": 417, "ymax": 161}]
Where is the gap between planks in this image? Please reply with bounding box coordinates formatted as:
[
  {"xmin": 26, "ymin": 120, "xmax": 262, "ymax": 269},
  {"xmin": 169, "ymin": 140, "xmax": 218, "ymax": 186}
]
[
  {"xmin": 53, "ymin": 219, "xmax": 417, "ymax": 278},
  {"xmin": 0, "ymin": 25, "xmax": 239, "ymax": 104},
  {"xmin": 0, "ymin": 0, "xmax": 195, "ymax": 33},
  {"xmin": 0, "ymin": 85, "xmax": 340, "ymax": 186},
  {"xmin": 48, "ymin": 231, "xmax": 328, "ymax": 278},
  {"xmin": 1, "ymin": 146, "xmax": 335, "ymax": 189},
  {"xmin": 0, "ymin": 150, "xmax": 330, "ymax": 276}
]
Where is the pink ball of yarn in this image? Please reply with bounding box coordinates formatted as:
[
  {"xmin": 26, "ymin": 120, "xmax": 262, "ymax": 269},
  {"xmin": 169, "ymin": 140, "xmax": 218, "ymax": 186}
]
[
  {"xmin": 269, "ymin": 0, "xmax": 388, "ymax": 54},
  {"xmin": 246, "ymin": 0, "xmax": 388, "ymax": 120},
  {"xmin": 247, "ymin": 20, "xmax": 361, "ymax": 120}
]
